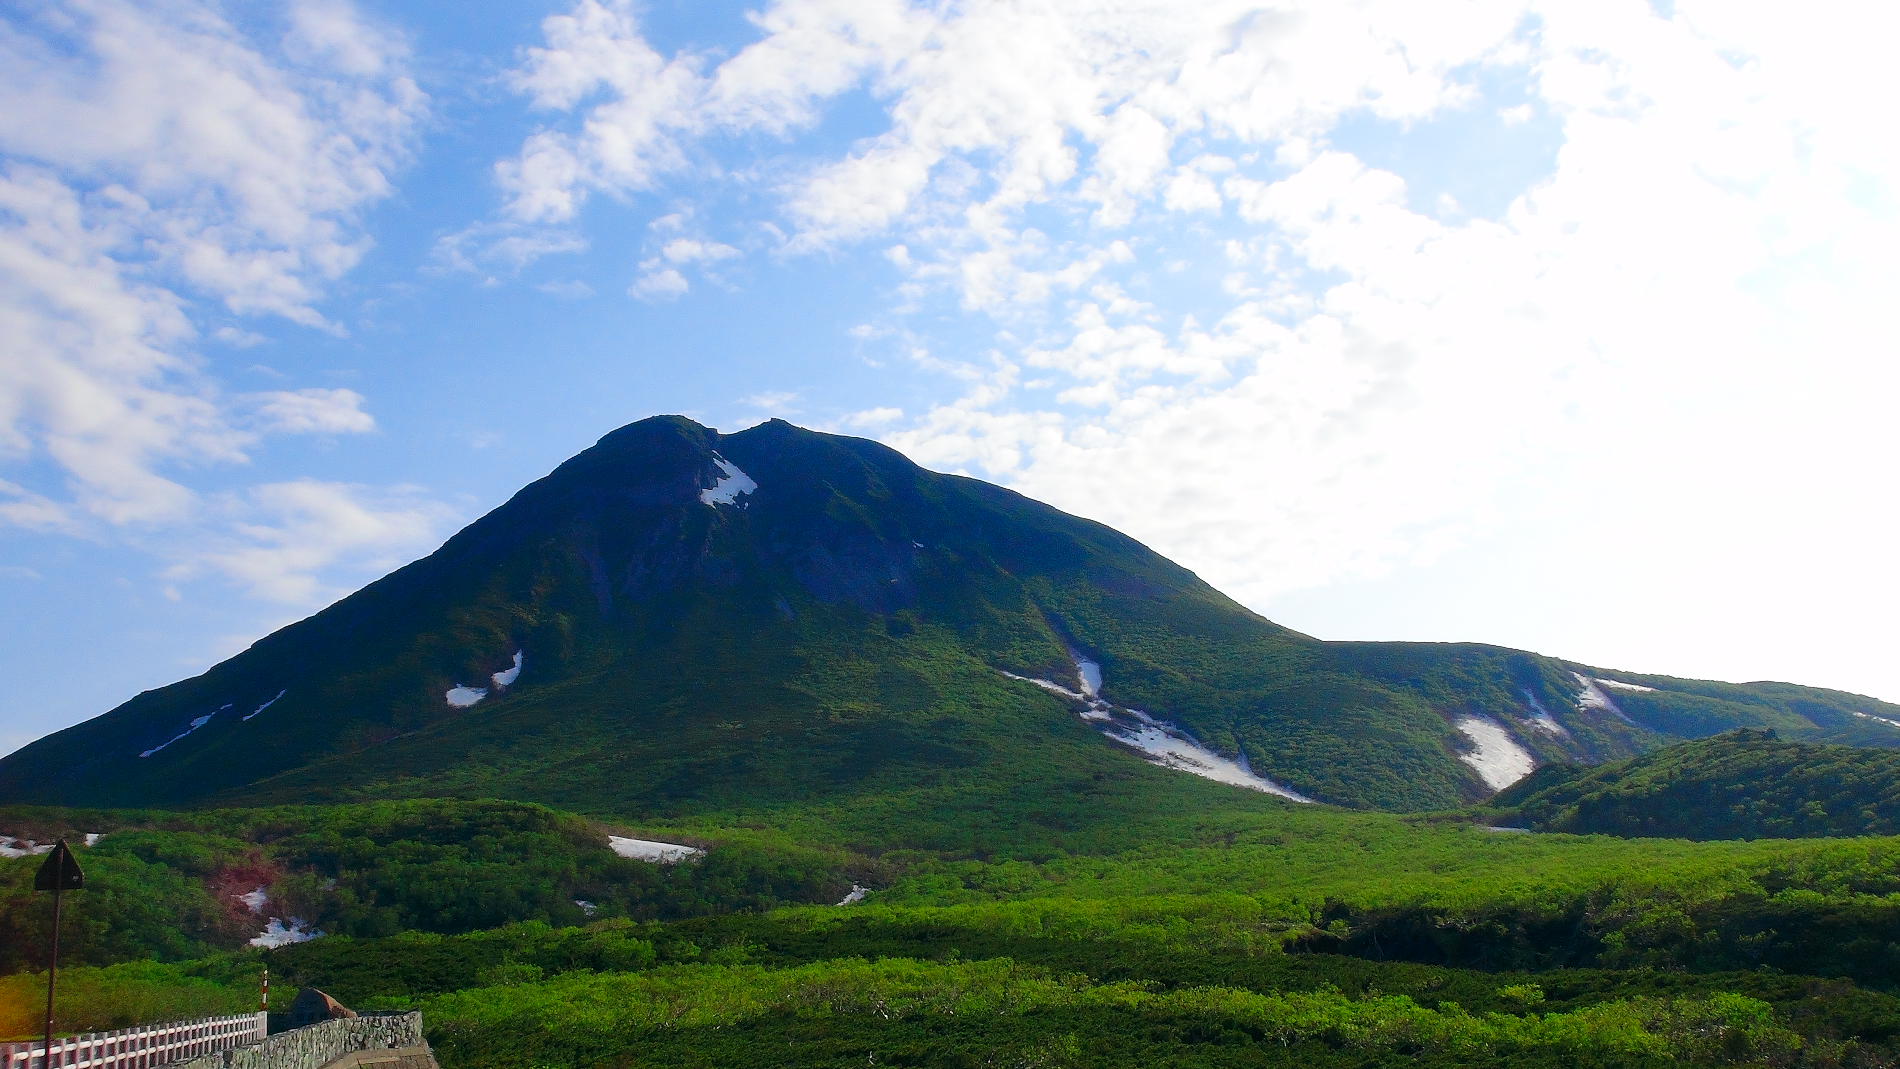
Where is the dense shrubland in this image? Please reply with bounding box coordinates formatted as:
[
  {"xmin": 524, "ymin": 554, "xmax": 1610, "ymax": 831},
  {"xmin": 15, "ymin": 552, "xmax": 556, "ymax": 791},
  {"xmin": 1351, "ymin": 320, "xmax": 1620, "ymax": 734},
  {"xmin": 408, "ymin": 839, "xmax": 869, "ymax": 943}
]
[
  {"xmin": 1491, "ymin": 729, "xmax": 1900, "ymax": 839},
  {"xmin": 11, "ymin": 793, "xmax": 1900, "ymax": 1063},
  {"xmin": 0, "ymin": 799, "xmax": 850, "ymax": 972}
]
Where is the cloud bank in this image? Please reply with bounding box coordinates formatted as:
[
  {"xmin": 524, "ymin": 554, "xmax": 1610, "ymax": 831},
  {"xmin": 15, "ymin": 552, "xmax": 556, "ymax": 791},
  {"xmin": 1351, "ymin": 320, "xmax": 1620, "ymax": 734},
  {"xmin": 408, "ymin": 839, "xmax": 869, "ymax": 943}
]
[
  {"xmin": 0, "ymin": 0, "xmax": 450, "ymax": 600},
  {"xmin": 487, "ymin": 0, "xmax": 1900, "ymax": 692}
]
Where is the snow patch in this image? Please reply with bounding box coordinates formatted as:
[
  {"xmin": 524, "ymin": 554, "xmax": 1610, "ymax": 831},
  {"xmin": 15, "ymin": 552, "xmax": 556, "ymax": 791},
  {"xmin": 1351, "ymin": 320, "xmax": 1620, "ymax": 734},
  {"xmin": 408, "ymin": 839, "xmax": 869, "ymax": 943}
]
[
  {"xmin": 448, "ymin": 652, "xmax": 523, "ymax": 706},
  {"xmin": 999, "ymin": 670, "xmax": 1086, "ymax": 702},
  {"xmin": 1102, "ymin": 707, "xmax": 1314, "ymax": 801},
  {"xmin": 607, "ymin": 835, "xmax": 705, "ymax": 864},
  {"xmin": 237, "ymin": 888, "xmax": 269, "ymax": 914},
  {"xmin": 837, "ymin": 884, "xmax": 869, "ymax": 906},
  {"xmin": 250, "ymin": 917, "xmax": 321, "ymax": 948},
  {"xmin": 1573, "ymin": 672, "xmax": 1640, "ymax": 726},
  {"xmin": 1595, "ymin": 678, "xmax": 1655, "ymax": 692},
  {"xmin": 1000, "ymin": 652, "xmax": 1312, "ymax": 803},
  {"xmin": 1073, "ymin": 655, "xmax": 1103, "ymax": 698},
  {"xmin": 1851, "ymin": 710, "xmax": 1900, "ymax": 731},
  {"xmin": 243, "ymin": 690, "xmax": 286, "ymax": 722},
  {"xmin": 0, "ymin": 836, "xmax": 54, "ymax": 859},
  {"xmin": 139, "ymin": 711, "xmax": 219, "ymax": 757},
  {"xmin": 1453, "ymin": 715, "xmax": 1537, "ymax": 792},
  {"xmin": 1520, "ymin": 691, "xmax": 1572, "ymax": 738},
  {"xmin": 492, "ymin": 651, "xmax": 523, "ymax": 688},
  {"xmin": 574, "ymin": 899, "xmax": 599, "ymax": 917},
  {"xmin": 700, "ymin": 455, "xmax": 758, "ymax": 505}
]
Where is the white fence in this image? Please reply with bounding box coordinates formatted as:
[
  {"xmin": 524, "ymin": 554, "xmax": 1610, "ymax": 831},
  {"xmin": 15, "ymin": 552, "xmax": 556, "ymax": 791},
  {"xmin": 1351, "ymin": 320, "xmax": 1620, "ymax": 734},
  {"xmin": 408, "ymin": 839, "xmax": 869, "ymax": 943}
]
[{"xmin": 0, "ymin": 1014, "xmax": 266, "ymax": 1069}]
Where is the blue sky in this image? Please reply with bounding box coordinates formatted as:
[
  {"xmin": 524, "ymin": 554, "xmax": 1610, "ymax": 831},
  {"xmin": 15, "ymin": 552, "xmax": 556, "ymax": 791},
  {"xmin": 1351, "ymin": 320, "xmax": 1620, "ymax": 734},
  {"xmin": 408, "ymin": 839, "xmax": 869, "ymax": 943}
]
[{"xmin": 3, "ymin": 0, "xmax": 1898, "ymax": 756}]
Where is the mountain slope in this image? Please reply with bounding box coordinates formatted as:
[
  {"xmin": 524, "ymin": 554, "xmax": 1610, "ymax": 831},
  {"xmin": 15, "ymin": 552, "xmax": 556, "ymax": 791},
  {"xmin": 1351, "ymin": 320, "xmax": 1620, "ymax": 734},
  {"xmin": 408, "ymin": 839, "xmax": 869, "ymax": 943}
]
[
  {"xmin": 2, "ymin": 416, "xmax": 1896, "ymax": 826},
  {"xmin": 1489, "ymin": 728, "xmax": 1900, "ymax": 839}
]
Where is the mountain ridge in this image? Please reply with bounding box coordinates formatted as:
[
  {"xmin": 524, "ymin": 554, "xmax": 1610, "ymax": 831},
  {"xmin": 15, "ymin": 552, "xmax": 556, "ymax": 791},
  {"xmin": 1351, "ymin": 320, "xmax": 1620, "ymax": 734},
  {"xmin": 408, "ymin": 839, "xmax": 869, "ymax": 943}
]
[{"xmin": 4, "ymin": 415, "xmax": 1897, "ymax": 823}]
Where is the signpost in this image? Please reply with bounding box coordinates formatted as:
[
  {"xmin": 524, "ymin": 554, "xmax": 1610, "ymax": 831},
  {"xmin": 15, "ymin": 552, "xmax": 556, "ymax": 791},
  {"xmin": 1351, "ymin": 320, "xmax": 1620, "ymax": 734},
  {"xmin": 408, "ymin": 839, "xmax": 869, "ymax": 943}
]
[{"xmin": 34, "ymin": 840, "xmax": 85, "ymax": 1069}]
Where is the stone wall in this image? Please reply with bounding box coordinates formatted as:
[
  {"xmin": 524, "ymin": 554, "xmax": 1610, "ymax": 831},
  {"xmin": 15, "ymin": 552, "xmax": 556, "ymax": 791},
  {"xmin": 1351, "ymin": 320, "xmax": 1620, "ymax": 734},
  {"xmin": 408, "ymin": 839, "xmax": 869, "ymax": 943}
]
[{"xmin": 169, "ymin": 1012, "xmax": 423, "ymax": 1069}]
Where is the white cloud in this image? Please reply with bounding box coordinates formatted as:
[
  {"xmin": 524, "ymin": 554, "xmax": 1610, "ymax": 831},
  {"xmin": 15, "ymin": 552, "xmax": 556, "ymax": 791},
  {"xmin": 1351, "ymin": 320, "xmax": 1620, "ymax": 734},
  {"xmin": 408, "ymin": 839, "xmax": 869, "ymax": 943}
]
[
  {"xmin": 535, "ymin": 279, "xmax": 595, "ymax": 300},
  {"xmin": 498, "ymin": 0, "xmax": 927, "ymax": 227},
  {"xmin": 844, "ymin": 406, "xmax": 903, "ymax": 428},
  {"xmin": 661, "ymin": 238, "xmax": 740, "ymax": 264},
  {"xmin": 475, "ymin": 0, "xmax": 1900, "ymax": 696},
  {"xmin": 433, "ymin": 221, "xmax": 587, "ymax": 275},
  {"xmin": 246, "ymin": 388, "xmax": 375, "ymax": 435},
  {"xmin": 499, "ymin": 0, "xmax": 707, "ymax": 223},
  {"xmin": 740, "ymin": 390, "xmax": 801, "ymax": 412},
  {"xmin": 490, "ymin": 0, "xmax": 1527, "ymax": 318},
  {"xmin": 169, "ymin": 480, "xmax": 459, "ymax": 605},
  {"xmin": 0, "ymin": 479, "xmax": 77, "ymax": 534},
  {"xmin": 213, "ymin": 327, "xmax": 267, "ymax": 349},
  {"xmin": 0, "ymin": 0, "xmax": 424, "ymax": 529},
  {"xmin": 628, "ymin": 266, "xmax": 689, "ymax": 301},
  {"xmin": 869, "ymin": 0, "xmax": 1900, "ymax": 699}
]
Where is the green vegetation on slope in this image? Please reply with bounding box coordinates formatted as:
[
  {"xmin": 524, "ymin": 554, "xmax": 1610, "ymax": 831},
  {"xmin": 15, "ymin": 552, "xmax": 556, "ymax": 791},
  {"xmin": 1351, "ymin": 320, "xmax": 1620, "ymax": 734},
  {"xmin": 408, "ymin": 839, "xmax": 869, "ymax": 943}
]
[
  {"xmin": 0, "ymin": 960, "xmax": 264, "ymax": 1039},
  {"xmin": 0, "ymin": 799, "xmax": 849, "ymax": 972},
  {"xmin": 11, "ymin": 417, "xmax": 1898, "ymax": 820},
  {"xmin": 9, "ymin": 416, "xmax": 1900, "ymax": 1064},
  {"xmin": 1489, "ymin": 728, "xmax": 1900, "ymax": 840},
  {"xmin": 15, "ymin": 799, "xmax": 1900, "ymax": 1063}
]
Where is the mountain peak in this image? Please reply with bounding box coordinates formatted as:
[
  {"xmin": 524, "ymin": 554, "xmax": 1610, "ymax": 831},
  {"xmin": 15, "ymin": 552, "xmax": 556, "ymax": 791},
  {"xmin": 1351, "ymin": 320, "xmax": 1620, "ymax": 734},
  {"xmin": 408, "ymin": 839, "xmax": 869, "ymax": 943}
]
[
  {"xmin": 5, "ymin": 416, "xmax": 1897, "ymax": 815},
  {"xmin": 588, "ymin": 412, "xmax": 717, "ymax": 453}
]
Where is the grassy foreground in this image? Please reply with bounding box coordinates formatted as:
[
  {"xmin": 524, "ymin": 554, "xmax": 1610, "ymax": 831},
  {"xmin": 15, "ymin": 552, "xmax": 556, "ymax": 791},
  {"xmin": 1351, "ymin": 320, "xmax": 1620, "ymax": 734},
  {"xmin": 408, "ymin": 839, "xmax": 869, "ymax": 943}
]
[{"xmin": 7, "ymin": 794, "xmax": 1900, "ymax": 1065}]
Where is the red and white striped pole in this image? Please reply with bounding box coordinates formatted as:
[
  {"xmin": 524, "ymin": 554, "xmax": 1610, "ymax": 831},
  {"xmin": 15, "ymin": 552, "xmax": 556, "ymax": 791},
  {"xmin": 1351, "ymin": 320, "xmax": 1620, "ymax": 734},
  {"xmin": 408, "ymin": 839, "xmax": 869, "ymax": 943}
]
[{"xmin": 259, "ymin": 964, "xmax": 270, "ymax": 1039}]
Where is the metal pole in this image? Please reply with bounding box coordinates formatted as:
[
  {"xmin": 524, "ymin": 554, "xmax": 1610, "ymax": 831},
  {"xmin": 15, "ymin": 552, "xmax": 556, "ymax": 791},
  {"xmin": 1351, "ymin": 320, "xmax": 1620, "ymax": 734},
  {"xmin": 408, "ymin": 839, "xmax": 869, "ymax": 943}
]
[{"xmin": 41, "ymin": 882, "xmax": 61, "ymax": 1069}]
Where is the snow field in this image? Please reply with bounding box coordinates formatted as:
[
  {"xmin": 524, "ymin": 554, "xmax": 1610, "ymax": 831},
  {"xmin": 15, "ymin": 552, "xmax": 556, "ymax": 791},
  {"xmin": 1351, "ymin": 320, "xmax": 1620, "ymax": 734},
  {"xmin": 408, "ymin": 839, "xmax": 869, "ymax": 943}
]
[
  {"xmin": 447, "ymin": 649, "xmax": 525, "ymax": 707},
  {"xmin": 1595, "ymin": 678, "xmax": 1656, "ymax": 692},
  {"xmin": 607, "ymin": 835, "xmax": 705, "ymax": 863},
  {"xmin": 492, "ymin": 651, "xmax": 523, "ymax": 687},
  {"xmin": 231, "ymin": 886, "xmax": 320, "ymax": 946},
  {"xmin": 1073, "ymin": 654, "xmax": 1103, "ymax": 697},
  {"xmin": 1520, "ymin": 690, "xmax": 1572, "ymax": 738},
  {"xmin": 700, "ymin": 455, "xmax": 758, "ymax": 505},
  {"xmin": 1001, "ymin": 652, "xmax": 1312, "ymax": 802},
  {"xmin": 250, "ymin": 917, "xmax": 321, "ymax": 948},
  {"xmin": 1452, "ymin": 715, "xmax": 1537, "ymax": 792},
  {"xmin": 243, "ymin": 690, "xmax": 286, "ymax": 721},
  {"xmin": 139, "ymin": 708, "xmax": 225, "ymax": 757},
  {"xmin": 1573, "ymin": 672, "xmax": 1641, "ymax": 726},
  {"xmin": 998, "ymin": 670, "xmax": 1086, "ymax": 702},
  {"xmin": 0, "ymin": 836, "xmax": 52, "ymax": 859}
]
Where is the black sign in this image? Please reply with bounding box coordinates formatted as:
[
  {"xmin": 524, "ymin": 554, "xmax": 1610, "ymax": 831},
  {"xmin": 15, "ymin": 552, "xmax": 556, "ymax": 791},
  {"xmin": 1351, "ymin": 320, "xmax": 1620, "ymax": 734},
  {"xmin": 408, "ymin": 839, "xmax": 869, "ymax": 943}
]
[{"xmin": 33, "ymin": 840, "xmax": 84, "ymax": 892}]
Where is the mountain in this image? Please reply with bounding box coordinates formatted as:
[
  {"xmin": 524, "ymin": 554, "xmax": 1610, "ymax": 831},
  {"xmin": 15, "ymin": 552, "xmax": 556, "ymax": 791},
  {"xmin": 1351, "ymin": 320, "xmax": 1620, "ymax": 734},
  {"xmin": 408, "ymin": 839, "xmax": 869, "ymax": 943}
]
[
  {"xmin": 1488, "ymin": 728, "xmax": 1900, "ymax": 839},
  {"xmin": 3, "ymin": 416, "xmax": 1897, "ymax": 825}
]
